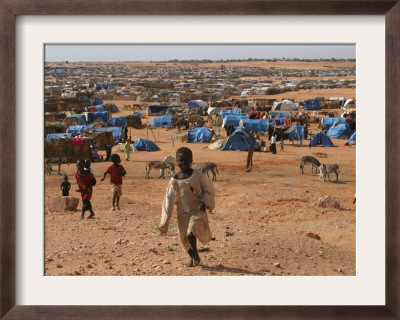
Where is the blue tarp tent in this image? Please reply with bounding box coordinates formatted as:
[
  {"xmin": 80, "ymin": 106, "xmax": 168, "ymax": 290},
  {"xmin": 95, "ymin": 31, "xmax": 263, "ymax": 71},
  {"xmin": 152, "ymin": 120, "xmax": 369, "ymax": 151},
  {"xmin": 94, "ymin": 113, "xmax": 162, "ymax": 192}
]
[
  {"xmin": 187, "ymin": 127, "xmax": 212, "ymax": 143},
  {"xmin": 304, "ymin": 99, "xmax": 321, "ymax": 110},
  {"xmin": 326, "ymin": 124, "xmax": 353, "ymax": 139},
  {"xmin": 151, "ymin": 115, "xmax": 173, "ymax": 127},
  {"xmin": 220, "ymin": 109, "xmax": 242, "ymax": 117},
  {"xmin": 288, "ymin": 125, "xmax": 305, "ymax": 140},
  {"xmin": 65, "ymin": 114, "xmax": 86, "ymax": 125},
  {"xmin": 107, "ymin": 116, "xmax": 128, "ymax": 127},
  {"xmin": 223, "ymin": 115, "xmax": 248, "ymax": 127},
  {"xmin": 221, "ymin": 128, "xmax": 255, "ymax": 151},
  {"xmin": 90, "ymin": 105, "xmax": 105, "ymax": 112},
  {"xmin": 242, "ymin": 119, "xmax": 269, "ymax": 132},
  {"xmin": 93, "ymin": 127, "xmax": 123, "ymax": 143},
  {"xmin": 147, "ymin": 105, "xmax": 173, "ymax": 116},
  {"xmin": 93, "ymin": 97, "xmax": 103, "ymax": 105},
  {"xmin": 310, "ymin": 131, "xmax": 334, "ymax": 147},
  {"xmin": 67, "ymin": 125, "xmax": 93, "ymax": 134},
  {"xmin": 133, "ymin": 111, "xmax": 144, "ymax": 118},
  {"xmin": 133, "ymin": 138, "xmax": 160, "ymax": 151},
  {"xmin": 87, "ymin": 111, "xmax": 109, "ymax": 123},
  {"xmin": 349, "ymin": 132, "xmax": 356, "ymax": 143},
  {"xmin": 108, "ymin": 103, "xmax": 119, "ymax": 112},
  {"xmin": 45, "ymin": 133, "xmax": 73, "ymax": 142},
  {"xmin": 188, "ymin": 100, "xmax": 207, "ymax": 108},
  {"xmin": 321, "ymin": 117, "xmax": 346, "ymax": 130}
]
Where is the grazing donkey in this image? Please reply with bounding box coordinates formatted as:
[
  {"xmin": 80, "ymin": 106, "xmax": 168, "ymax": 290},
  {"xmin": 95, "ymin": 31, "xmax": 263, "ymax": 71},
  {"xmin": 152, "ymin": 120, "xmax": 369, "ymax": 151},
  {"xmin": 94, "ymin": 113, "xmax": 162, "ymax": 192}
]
[
  {"xmin": 163, "ymin": 156, "xmax": 176, "ymax": 177},
  {"xmin": 45, "ymin": 158, "xmax": 69, "ymax": 175},
  {"xmin": 319, "ymin": 164, "xmax": 327, "ymax": 183},
  {"xmin": 192, "ymin": 162, "xmax": 219, "ymax": 181},
  {"xmin": 324, "ymin": 164, "xmax": 340, "ymax": 182},
  {"xmin": 300, "ymin": 156, "xmax": 321, "ymax": 174},
  {"xmin": 145, "ymin": 160, "xmax": 175, "ymax": 179}
]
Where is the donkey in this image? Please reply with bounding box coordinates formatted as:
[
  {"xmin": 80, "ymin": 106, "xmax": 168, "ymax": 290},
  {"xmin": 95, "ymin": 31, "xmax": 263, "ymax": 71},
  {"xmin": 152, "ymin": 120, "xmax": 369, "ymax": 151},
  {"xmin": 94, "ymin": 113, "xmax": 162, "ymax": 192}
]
[
  {"xmin": 145, "ymin": 160, "xmax": 175, "ymax": 179},
  {"xmin": 300, "ymin": 156, "xmax": 321, "ymax": 174},
  {"xmin": 192, "ymin": 162, "xmax": 219, "ymax": 181},
  {"xmin": 45, "ymin": 158, "xmax": 70, "ymax": 175},
  {"xmin": 324, "ymin": 164, "xmax": 340, "ymax": 182}
]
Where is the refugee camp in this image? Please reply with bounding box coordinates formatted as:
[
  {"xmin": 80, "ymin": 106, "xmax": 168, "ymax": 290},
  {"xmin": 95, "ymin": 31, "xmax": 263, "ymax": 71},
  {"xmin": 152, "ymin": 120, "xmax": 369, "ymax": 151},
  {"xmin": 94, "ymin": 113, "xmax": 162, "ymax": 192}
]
[{"xmin": 44, "ymin": 44, "xmax": 356, "ymax": 276}]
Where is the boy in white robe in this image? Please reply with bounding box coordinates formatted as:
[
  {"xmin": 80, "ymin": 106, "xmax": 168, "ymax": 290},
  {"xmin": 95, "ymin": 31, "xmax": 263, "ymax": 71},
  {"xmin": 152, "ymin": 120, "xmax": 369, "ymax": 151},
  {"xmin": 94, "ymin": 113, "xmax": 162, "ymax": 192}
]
[{"xmin": 159, "ymin": 147, "xmax": 215, "ymax": 267}]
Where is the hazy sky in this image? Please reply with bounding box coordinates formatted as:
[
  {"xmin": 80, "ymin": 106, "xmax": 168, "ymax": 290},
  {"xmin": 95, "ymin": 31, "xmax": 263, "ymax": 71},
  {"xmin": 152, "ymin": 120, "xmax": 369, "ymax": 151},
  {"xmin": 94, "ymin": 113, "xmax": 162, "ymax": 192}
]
[{"xmin": 45, "ymin": 44, "xmax": 355, "ymax": 62}]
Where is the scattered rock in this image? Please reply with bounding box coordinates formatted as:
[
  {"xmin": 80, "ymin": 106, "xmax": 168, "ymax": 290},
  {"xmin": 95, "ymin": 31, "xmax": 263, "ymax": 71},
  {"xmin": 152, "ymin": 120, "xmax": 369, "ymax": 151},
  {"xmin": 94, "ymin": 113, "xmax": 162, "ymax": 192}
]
[
  {"xmin": 116, "ymin": 253, "xmax": 123, "ymax": 257},
  {"xmin": 46, "ymin": 196, "xmax": 79, "ymax": 212},
  {"xmin": 163, "ymin": 260, "xmax": 171, "ymax": 264},
  {"xmin": 56, "ymin": 263, "xmax": 63, "ymax": 268},
  {"xmin": 74, "ymin": 271, "xmax": 81, "ymax": 275},
  {"xmin": 133, "ymin": 268, "xmax": 141, "ymax": 272},
  {"xmin": 338, "ymin": 268, "xmax": 343, "ymax": 273},
  {"xmin": 274, "ymin": 262, "xmax": 281, "ymax": 268},
  {"xmin": 306, "ymin": 232, "xmax": 321, "ymax": 240},
  {"xmin": 130, "ymin": 261, "xmax": 136, "ymax": 266},
  {"xmin": 318, "ymin": 196, "xmax": 340, "ymax": 209},
  {"xmin": 103, "ymin": 259, "xmax": 111, "ymax": 263},
  {"xmin": 87, "ymin": 264, "xmax": 93, "ymax": 268},
  {"xmin": 115, "ymin": 239, "xmax": 129, "ymax": 245}
]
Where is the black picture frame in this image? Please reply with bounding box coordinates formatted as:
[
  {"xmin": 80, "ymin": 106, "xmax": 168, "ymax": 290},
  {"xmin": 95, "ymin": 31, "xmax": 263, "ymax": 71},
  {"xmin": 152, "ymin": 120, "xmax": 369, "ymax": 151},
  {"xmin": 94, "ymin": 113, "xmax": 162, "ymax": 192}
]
[{"xmin": 1, "ymin": 1, "xmax": 399, "ymax": 319}]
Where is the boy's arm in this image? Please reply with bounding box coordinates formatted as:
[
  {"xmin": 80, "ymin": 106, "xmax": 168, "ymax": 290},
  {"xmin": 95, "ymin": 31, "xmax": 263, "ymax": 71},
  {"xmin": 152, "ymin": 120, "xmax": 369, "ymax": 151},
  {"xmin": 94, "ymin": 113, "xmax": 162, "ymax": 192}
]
[
  {"xmin": 159, "ymin": 179, "xmax": 175, "ymax": 233},
  {"xmin": 199, "ymin": 173, "xmax": 216, "ymax": 212},
  {"xmin": 100, "ymin": 172, "xmax": 107, "ymax": 181},
  {"xmin": 88, "ymin": 177, "xmax": 96, "ymax": 188}
]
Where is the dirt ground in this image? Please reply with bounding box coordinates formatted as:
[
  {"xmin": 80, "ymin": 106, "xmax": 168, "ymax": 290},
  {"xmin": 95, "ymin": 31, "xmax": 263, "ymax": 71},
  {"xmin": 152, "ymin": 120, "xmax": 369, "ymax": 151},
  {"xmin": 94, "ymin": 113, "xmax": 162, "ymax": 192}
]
[{"xmin": 44, "ymin": 100, "xmax": 356, "ymax": 277}]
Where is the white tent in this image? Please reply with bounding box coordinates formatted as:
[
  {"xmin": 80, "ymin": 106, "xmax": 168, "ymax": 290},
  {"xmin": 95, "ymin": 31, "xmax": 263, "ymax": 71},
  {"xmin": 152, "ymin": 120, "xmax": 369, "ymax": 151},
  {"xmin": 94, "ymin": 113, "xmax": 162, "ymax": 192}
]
[
  {"xmin": 344, "ymin": 99, "xmax": 356, "ymax": 108},
  {"xmin": 272, "ymin": 99, "xmax": 298, "ymax": 111},
  {"xmin": 188, "ymin": 100, "xmax": 207, "ymax": 108}
]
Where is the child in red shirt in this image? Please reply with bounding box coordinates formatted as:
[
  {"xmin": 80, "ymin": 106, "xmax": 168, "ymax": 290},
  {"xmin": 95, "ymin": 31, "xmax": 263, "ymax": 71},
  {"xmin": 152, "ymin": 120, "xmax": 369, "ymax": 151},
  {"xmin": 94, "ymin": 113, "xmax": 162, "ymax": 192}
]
[
  {"xmin": 75, "ymin": 159, "xmax": 96, "ymax": 219},
  {"xmin": 101, "ymin": 154, "xmax": 126, "ymax": 211}
]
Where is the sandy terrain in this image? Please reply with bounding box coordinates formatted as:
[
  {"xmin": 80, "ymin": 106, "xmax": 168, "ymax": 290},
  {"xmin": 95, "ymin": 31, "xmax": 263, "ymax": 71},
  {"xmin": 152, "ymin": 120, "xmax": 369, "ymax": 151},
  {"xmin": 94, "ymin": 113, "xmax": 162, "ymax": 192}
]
[{"xmin": 45, "ymin": 102, "xmax": 356, "ymax": 276}]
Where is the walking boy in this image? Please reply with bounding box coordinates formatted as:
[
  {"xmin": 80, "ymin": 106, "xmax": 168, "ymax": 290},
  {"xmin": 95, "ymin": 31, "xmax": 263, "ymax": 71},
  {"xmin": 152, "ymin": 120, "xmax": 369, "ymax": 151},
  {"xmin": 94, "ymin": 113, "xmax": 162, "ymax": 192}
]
[
  {"xmin": 270, "ymin": 134, "xmax": 277, "ymax": 154},
  {"xmin": 75, "ymin": 159, "xmax": 96, "ymax": 219},
  {"xmin": 158, "ymin": 147, "xmax": 215, "ymax": 267},
  {"xmin": 60, "ymin": 175, "xmax": 71, "ymax": 196},
  {"xmin": 101, "ymin": 153, "xmax": 126, "ymax": 211}
]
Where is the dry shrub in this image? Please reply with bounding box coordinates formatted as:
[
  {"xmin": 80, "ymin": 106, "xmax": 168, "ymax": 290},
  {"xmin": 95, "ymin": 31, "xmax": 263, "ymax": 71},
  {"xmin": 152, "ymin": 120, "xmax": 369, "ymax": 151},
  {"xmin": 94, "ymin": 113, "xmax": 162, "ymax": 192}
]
[
  {"xmin": 63, "ymin": 117, "xmax": 81, "ymax": 127},
  {"xmin": 88, "ymin": 131, "xmax": 114, "ymax": 148},
  {"xmin": 44, "ymin": 122, "xmax": 67, "ymax": 138},
  {"xmin": 44, "ymin": 137, "xmax": 91, "ymax": 160},
  {"xmin": 126, "ymin": 114, "xmax": 142, "ymax": 129}
]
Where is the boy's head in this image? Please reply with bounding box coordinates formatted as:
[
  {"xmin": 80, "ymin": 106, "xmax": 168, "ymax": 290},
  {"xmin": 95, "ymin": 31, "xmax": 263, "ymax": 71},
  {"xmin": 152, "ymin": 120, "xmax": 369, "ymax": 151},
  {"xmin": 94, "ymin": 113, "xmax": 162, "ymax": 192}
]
[
  {"xmin": 84, "ymin": 159, "xmax": 91, "ymax": 169},
  {"xmin": 63, "ymin": 175, "xmax": 69, "ymax": 181},
  {"xmin": 76, "ymin": 159, "xmax": 85, "ymax": 174},
  {"xmin": 176, "ymin": 147, "xmax": 193, "ymax": 172},
  {"xmin": 110, "ymin": 153, "xmax": 121, "ymax": 164}
]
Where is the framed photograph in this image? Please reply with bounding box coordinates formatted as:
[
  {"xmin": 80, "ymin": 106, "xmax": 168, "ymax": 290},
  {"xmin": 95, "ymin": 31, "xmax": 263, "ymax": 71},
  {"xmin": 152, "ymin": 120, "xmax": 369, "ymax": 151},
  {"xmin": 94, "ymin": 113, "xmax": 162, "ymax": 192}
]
[{"xmin": 1, "ymin": 1, "xmax": 399, "ymax": 319}]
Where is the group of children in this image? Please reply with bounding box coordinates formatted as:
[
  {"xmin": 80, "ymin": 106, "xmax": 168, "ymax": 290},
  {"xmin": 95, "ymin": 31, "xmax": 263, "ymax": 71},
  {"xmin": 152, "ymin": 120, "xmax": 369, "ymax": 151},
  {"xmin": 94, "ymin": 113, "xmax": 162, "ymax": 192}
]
[
  {"xmin": 61, "ymin": 154, "xmax": 126, "ymax": 219},
  {"xmin": 59, "ymin": 147, "xmax": 215, "ymax": 267}
]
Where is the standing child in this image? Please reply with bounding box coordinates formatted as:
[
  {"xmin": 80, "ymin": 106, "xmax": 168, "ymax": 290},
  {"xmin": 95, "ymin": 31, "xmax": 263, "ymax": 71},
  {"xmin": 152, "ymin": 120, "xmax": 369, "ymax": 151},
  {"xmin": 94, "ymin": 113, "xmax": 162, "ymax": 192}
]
[
  {"xmin": 123, "ymin": 139, "xmax": 131, "ymax": 161},
  {"xmin": 158, "ymin": 147, "xmax": 215, "ymax": 267},
  {"xmin": 101, "ymin": 154, "xmax": 126, "ymax": 211},
  {"xmin": 75, "ymin": 159, "xmax": 96, "ymax": 219},
  {"xmin": 60, "ymin": 175, "xmax": 71, "ymax": 196}
]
